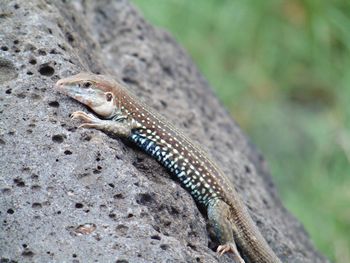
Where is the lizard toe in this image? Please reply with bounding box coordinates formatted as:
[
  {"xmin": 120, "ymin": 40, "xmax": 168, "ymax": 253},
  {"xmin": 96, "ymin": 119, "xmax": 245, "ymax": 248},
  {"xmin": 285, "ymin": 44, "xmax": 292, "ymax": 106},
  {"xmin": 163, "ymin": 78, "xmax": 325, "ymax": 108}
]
[{"xmin": 217, "ymin": 243, "xmax": 245, "ymax": 263}]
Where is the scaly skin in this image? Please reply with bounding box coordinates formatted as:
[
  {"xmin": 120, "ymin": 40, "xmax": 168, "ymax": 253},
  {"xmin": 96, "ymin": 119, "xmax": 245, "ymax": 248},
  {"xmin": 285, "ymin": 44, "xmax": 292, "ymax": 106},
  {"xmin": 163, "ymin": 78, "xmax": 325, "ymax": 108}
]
[{"xmin": 55, "ymin": 72, "xmax": 281, "ymax": 263}]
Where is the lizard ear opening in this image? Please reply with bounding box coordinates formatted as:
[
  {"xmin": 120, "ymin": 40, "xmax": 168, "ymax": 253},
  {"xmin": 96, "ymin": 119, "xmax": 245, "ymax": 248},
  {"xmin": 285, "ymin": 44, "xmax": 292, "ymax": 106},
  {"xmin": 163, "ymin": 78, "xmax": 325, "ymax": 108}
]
[{"xmin": 105, "ymin": 92, "xmax": 113, "ymax": 102}]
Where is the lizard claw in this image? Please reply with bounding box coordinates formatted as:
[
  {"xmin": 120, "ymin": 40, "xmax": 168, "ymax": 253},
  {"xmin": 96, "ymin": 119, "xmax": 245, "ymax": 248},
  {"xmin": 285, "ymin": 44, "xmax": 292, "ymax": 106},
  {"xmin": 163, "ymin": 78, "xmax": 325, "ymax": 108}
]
[{"xmin": 217, "ymin": 243, "xmax": 245, "ymax": 263}]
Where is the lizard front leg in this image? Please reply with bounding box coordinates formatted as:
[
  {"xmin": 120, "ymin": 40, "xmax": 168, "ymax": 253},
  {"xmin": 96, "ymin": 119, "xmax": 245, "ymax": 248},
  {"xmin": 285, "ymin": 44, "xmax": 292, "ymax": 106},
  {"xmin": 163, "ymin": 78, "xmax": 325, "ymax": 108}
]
[
  {"xmin": 71, "ymin": 111, "xmax": 139, "ymax": 137},
  {"xmin": 208, "ymin": 199, "xmax": 245, "ymax": 263}
]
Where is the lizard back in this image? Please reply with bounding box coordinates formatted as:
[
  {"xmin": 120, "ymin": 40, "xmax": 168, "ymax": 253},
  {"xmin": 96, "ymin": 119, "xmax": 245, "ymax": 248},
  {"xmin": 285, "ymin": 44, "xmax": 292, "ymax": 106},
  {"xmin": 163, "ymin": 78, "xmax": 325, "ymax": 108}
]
[{"xmin": 115, "ymin": 84, "xmax": 280, "ymax": 262}]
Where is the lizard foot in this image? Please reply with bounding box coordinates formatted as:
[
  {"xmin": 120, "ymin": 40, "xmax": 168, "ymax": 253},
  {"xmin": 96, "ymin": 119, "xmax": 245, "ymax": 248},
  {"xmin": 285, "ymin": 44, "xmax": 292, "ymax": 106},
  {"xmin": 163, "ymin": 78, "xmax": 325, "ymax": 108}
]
[
  {"xmin": 217, "ymin": 243, "xmax": 245, "ymax": 263},
  {"xmin": 71, "ymin": 111, "xmax": 102, "ymax": 129}
]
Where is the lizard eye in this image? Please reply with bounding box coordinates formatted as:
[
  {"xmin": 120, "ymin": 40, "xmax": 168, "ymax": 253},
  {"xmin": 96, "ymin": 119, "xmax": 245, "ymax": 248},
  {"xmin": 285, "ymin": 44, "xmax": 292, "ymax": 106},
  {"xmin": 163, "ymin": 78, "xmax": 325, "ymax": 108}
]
[
  {"xmin": 105, "ymin": 92, "xmax": 113, "ymax": 102},
  {"xmin": 83, "ymin": 81, "xmax": 92, "ymax": 88}
]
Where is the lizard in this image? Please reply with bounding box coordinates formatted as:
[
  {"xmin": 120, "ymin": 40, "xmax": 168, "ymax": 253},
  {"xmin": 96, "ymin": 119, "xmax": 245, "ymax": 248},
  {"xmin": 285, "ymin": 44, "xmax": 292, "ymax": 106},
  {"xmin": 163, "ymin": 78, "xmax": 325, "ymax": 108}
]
[{"xmin": 55, "ymin": 72, "xmax": 282, "ymax": 263}]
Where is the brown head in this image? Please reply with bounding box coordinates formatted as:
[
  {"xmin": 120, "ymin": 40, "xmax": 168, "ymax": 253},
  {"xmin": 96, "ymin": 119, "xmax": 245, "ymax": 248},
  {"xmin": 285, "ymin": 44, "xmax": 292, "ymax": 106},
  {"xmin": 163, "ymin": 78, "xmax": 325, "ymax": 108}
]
[{"xmin": 55, "ymin": 72, "xmax": 123, "ymax": 119}]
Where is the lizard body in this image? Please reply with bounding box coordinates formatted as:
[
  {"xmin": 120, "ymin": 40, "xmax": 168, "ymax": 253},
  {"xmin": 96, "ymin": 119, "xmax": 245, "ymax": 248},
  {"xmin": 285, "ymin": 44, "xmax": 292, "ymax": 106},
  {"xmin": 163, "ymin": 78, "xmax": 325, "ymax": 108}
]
[{"xmin": 55, "ymin": 72, "xmax": 281, "ymax": 263}]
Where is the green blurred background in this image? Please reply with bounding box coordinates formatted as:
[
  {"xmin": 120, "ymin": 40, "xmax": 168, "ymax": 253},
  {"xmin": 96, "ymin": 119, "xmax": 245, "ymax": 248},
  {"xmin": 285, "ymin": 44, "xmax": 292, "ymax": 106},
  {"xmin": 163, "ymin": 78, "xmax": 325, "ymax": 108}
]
[{"xmin": 131, "ymin": 0, "xmax": 350, "ymax": 262}]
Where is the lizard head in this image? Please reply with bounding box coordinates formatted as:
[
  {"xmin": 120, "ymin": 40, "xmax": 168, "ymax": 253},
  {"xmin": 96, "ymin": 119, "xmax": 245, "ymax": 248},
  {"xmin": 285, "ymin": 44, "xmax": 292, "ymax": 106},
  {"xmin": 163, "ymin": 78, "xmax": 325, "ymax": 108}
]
[{"xmin": 55, "ymin": 72, "xmax": 120, "ymax": 119}]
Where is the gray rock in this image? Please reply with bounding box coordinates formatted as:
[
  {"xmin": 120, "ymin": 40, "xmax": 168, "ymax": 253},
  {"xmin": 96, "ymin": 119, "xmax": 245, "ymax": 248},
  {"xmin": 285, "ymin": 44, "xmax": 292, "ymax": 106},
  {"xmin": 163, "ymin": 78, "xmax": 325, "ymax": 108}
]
[{"xmin": 0, "ymin": 0, "xmax": 328, "ymax": 262}]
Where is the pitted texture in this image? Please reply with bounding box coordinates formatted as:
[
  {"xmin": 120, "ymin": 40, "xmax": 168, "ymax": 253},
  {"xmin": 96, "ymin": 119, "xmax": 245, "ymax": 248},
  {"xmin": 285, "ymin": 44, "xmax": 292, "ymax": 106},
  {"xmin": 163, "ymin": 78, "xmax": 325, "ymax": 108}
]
[{"xmin": 0, "ymin": 0, "xmax": 328, "ymax": 262}]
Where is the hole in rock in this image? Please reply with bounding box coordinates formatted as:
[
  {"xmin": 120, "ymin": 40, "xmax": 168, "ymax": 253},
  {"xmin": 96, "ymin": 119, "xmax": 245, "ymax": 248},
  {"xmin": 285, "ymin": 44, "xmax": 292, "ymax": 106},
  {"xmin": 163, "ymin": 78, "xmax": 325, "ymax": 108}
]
[
  {"xmin": 38, "ymin": 64, "xmax": 54, "ymax": 76},
  {"xmin": 38, "ymin": 49, "xmax": 47, "ymax": 56},
  {"xmin": 64, "ymin": 150, "xmax": 72, "ymax": 155},
  {"xmin": 32, "ymin": 203, "xmax": 42, "ymax": 209},
  {"xmin": 48, "ymin": 101, "xmax": 59, "ymax": 107},
  {"xmin": 7, "ymin": 208, "xmax": 14, "ymax": 214},
  {"xmin": 14, "ymin": 178, "xmax": 25, "ymax": 187},
  {"xmin": 75, "ymin": 203, "xmax": 83, "ymax": 209},
  {"xmin": 0, "ymin": 58, "xmax": 18, "ymax": 83},
  {"xmin": 150, "ymin": 235, "xmax": 161, "ymax": 240},
  {"xmin": 52, "ymin": 134, "xmax": 65, "ymax": 143},
  {"xmin": 160, "ymin": 244, "xmax": 169, "ymax": 250}
]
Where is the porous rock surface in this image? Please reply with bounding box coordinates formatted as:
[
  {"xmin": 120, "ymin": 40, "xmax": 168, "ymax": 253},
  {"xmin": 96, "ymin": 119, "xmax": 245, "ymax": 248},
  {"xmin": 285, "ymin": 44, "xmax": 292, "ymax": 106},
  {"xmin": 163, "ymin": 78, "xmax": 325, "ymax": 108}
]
[{"xmin": 0, "ymin": 0, "xmax": 328, "ymax": 262}]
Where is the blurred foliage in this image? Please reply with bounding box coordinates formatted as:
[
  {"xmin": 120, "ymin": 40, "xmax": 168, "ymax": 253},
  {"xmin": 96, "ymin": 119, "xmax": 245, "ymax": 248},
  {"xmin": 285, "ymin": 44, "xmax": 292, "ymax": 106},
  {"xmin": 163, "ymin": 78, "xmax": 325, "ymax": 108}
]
[{"xmin": 132, "ymin": 0, "xmax": 350, "ymax": 262}]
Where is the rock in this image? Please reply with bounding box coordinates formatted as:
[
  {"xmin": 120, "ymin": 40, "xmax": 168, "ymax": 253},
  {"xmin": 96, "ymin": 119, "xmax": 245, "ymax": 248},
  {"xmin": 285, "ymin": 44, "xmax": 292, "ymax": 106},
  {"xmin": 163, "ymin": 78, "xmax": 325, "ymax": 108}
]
[{"xmin": 0, "ymin": 0, "xmax": 328, "ymax": 262}]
